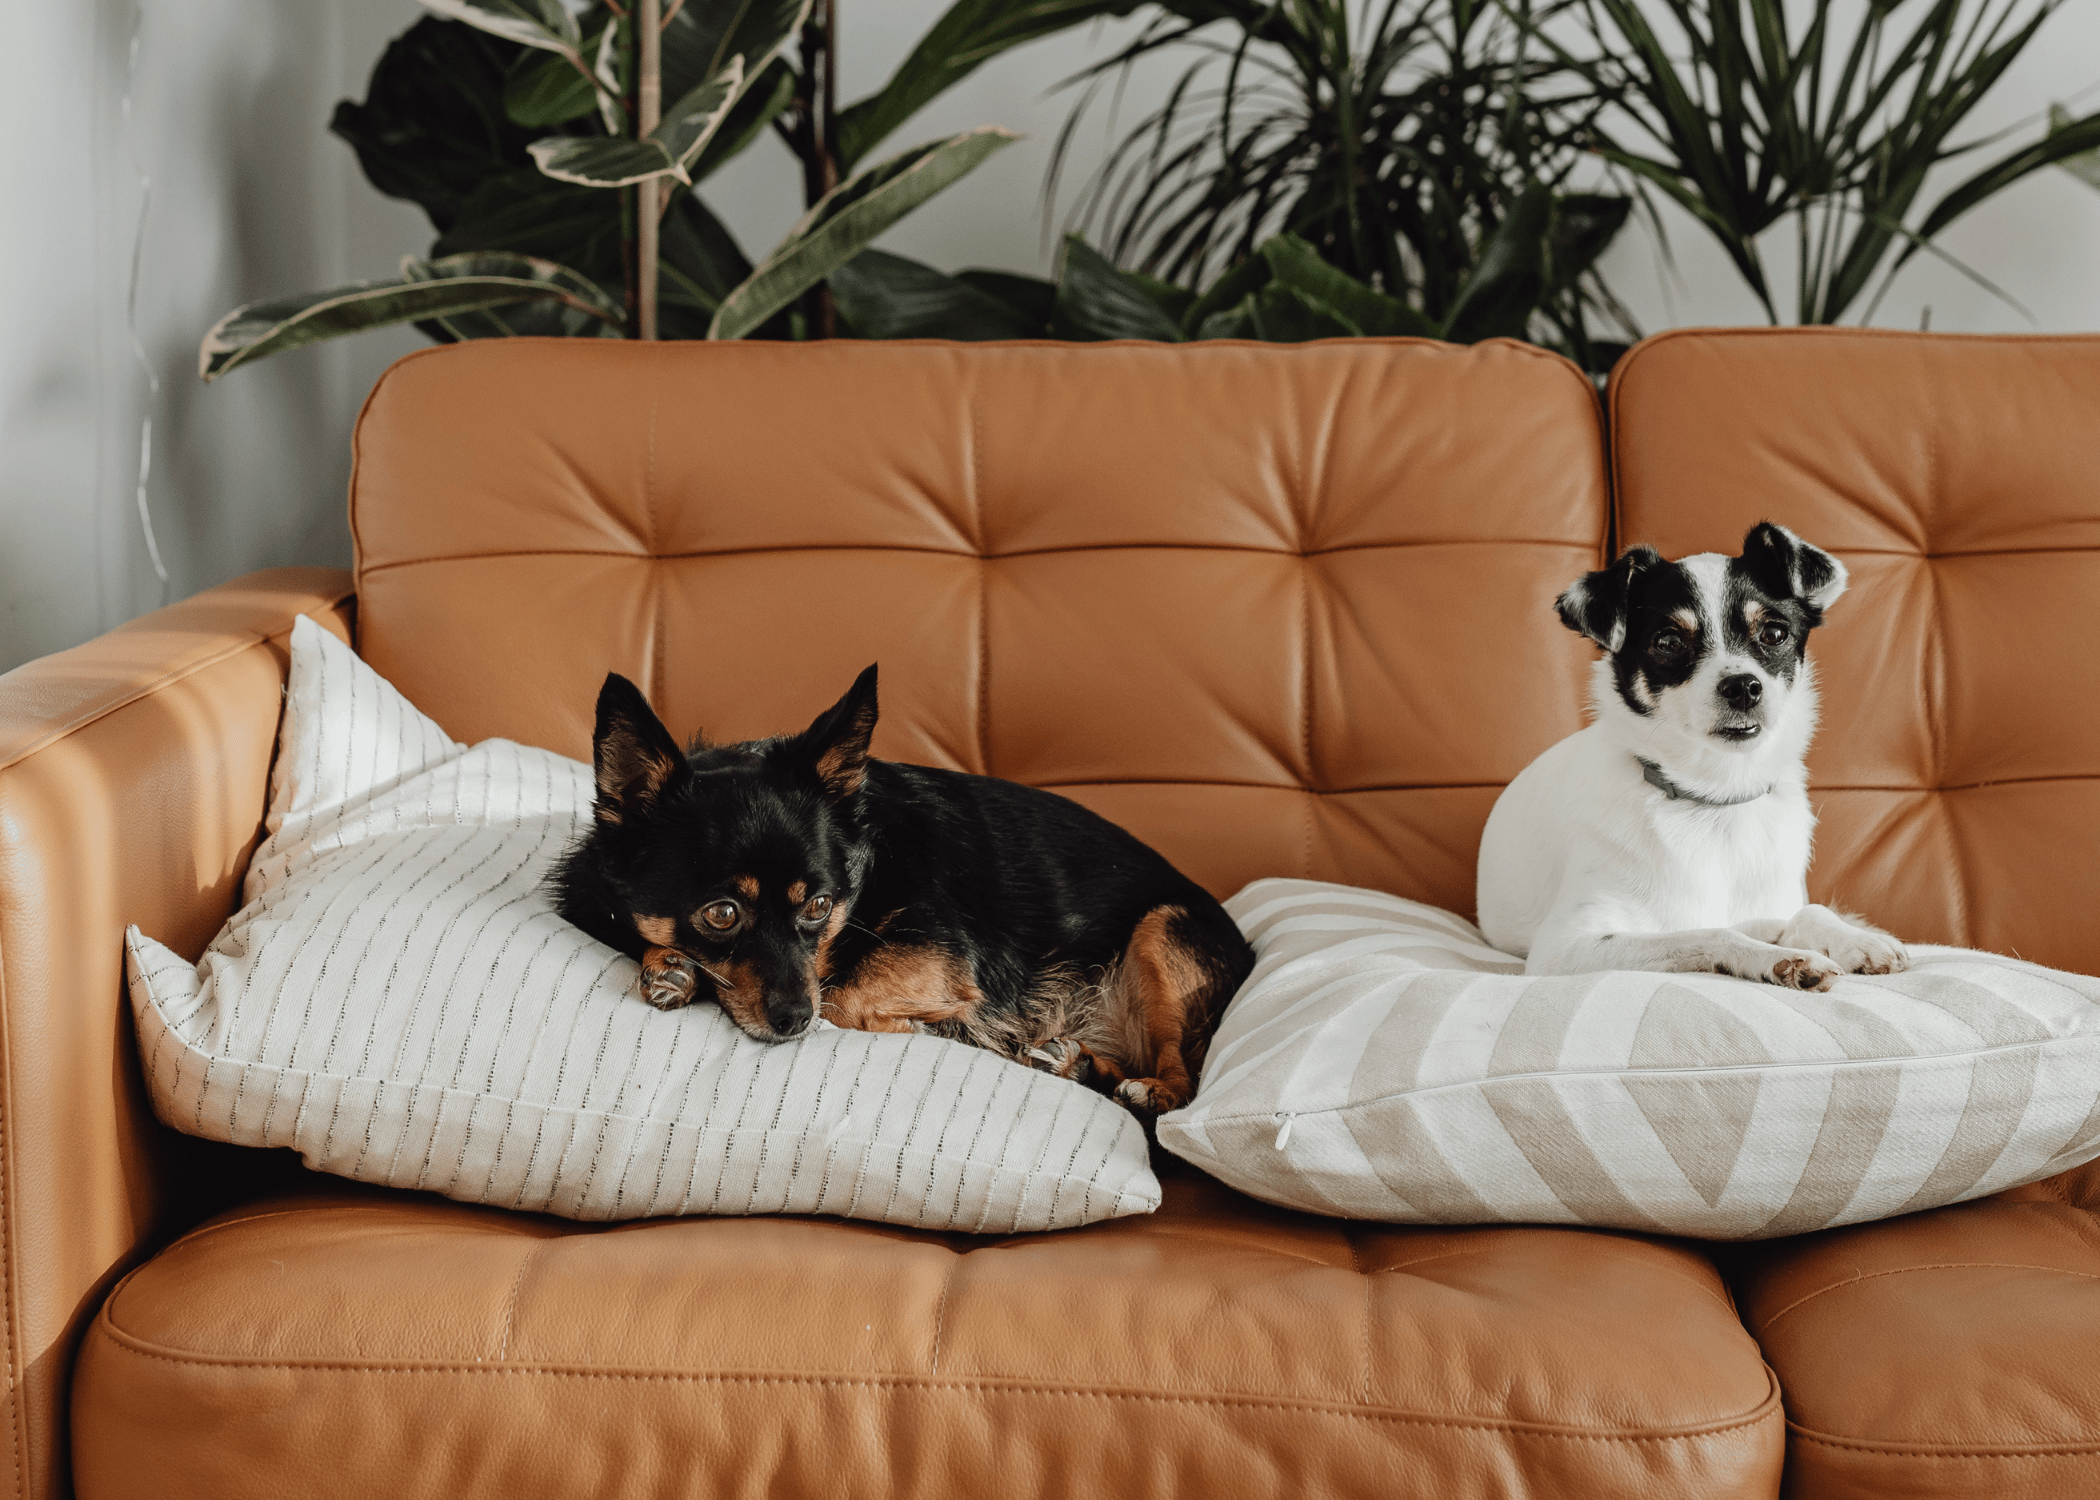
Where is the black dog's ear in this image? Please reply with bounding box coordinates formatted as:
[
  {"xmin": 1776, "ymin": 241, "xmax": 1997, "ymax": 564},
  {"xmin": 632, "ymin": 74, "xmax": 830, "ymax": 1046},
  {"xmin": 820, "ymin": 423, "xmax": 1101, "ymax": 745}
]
[
  {"xmin": 1739, "ymin": 522, "xmax": 1848, "ymax": 621},
  {"xmin": 790, "ymin": 664, "xmax": 879, "ymax": 798},
  {"xmin": 590, "ymin": 674, "xmax": 687, "ymax": 825},
  {"xmin": 1555, "ymin": 545, "xmax": 1662, "ymax": 651}
]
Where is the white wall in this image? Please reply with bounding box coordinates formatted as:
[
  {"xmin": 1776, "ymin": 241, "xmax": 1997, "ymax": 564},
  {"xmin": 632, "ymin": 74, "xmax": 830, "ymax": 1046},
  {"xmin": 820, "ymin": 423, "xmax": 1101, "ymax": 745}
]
[
  {"xmin": 4, "ymin": 0, "xmax": 2095, "ymax": 673},
  {"xmin": 1, "ymin": 0, "xmax": 427, "ymax": 674}
]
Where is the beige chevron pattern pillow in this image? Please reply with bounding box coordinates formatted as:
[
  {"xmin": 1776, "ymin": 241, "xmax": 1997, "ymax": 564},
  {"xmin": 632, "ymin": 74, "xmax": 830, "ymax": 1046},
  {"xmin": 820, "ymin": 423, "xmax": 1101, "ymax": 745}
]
[{"xmin": 1158, "ymin": 879, "xmax": 2100, "ymax": 1238}]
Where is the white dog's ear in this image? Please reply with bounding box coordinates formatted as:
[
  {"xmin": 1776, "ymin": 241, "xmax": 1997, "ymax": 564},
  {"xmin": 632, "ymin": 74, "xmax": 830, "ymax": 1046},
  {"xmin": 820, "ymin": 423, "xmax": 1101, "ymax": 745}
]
[
  {"xmin": 1555, "ymin": 545, "xmax": 1662, "ymax": 652},
  {"xmin": 1740, "ymin": 522, "xmax": 1847, "ymax": 619}
]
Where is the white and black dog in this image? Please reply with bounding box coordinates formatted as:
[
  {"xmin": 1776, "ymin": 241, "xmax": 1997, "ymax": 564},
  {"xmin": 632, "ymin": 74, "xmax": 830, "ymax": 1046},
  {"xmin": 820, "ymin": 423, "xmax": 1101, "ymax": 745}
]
[{"xmin": 1476, "ymin": 521, "xmax": 1907, "ymax": 991}]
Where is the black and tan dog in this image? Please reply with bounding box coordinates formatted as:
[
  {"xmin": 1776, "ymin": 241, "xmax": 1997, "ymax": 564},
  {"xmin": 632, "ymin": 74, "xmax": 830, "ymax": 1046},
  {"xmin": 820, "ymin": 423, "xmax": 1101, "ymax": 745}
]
[{"xmin": 551, "ymin": 666, "xmax": 1253, "ymax": 1118}]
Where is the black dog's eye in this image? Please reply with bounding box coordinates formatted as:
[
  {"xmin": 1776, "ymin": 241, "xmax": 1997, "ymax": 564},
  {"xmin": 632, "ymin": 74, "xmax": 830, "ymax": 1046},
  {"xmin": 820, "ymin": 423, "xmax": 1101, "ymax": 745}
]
[
  {"xmin": 1757, "ymin": 620, "xmax": 1792, "ymax": 648},
  {"xmin": 700, "ymin": 901, "xmax": 740, "ymax": 931},
  {"xmin": 801, "ymin": 894, "xmax": 833, "ymax": 925},
  {"xmin": 1651, "ymin": 630, "xmax": 1687, "ymax": 659}
]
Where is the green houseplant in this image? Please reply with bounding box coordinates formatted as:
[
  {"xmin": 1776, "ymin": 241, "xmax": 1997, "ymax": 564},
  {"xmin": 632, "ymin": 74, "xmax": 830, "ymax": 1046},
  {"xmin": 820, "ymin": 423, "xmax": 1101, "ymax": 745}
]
[
  {"xmin": 834, "ymin": 0, "xmax": 1641, "ymax": 370},
  {"xmin": 201, "ymin": 0, "xmax": 1145, "ymax": 376},
  {"xmin": 1557, "ymin": 0, "xmax": 2100, "ymax": 323}
]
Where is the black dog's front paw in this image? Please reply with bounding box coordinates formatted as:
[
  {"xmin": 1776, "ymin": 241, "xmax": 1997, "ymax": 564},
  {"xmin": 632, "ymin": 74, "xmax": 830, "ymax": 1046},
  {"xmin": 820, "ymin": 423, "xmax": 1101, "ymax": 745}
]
[{"xmin": 639, "ymin": 947, "xmax": 698, "ymax": 1010}]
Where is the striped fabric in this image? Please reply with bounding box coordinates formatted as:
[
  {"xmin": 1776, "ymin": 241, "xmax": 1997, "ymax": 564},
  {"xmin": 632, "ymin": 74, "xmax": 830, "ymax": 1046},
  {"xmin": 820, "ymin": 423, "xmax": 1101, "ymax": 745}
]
[
  {"xmin": 1159, "ymin": 879, "xmax": 2100, "ymax": 1238},
  {"xmin": 124, "ymin": 618, "xmax": 1158, "ymax": 1231}
]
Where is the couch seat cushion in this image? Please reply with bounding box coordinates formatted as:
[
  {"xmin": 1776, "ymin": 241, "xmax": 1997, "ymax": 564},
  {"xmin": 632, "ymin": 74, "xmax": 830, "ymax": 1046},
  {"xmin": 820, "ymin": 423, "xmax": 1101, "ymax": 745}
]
[
  {"xmin": 1737, "ymin": 1161, "xmax": 2100, "ymax": 1499},
  {"xmin": 74, "ymin": 1167, "xmax": 1781, "ymax": 1499}
]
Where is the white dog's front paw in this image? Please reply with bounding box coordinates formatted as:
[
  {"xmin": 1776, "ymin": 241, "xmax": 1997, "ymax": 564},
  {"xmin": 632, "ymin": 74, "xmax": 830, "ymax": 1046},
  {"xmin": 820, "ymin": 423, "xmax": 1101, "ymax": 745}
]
[
  {"xmin": 1755, "ymin": 948, "xmax": 1844, "ymax": 992},
  {"xmin": 1778, "ymin": 906, "xmax": 1909, "ymax": 977}
]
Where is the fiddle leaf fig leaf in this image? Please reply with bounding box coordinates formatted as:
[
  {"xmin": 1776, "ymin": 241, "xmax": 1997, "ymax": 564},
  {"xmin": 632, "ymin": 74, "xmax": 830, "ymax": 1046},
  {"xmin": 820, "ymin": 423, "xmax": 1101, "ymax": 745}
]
[
  {"xmin": 663, "ymin": 0, "xmax": 809, "ymax": 104},
  {"xmin": 503, "ymin": 44, "xmax": 602, "ymax": 128},
  {"xmin": 709, "ymin": 126, "xmax": 1019, "ymax": 339},
  {"xmin": 200, "ymin": 252, "xmax": 621, "ymax": 380}
]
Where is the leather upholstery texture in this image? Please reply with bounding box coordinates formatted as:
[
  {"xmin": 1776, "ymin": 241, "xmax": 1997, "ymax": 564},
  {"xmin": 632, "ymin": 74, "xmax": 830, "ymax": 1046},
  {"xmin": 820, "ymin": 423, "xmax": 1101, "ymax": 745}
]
[
  {"xmin": 350, "ymin": 337, "xmax": 1607, "ymax": 916},
  {"xmin": 0, "ymin": 569, "xmax": 355, "ymax": 1500},
  {"xmin": 1615, "ymin": 328, "xmax": 2100, "ymax": 1500},
  {"xmin": 1611, "ymin": 328, "xmax": 2100, "ymax": 975},
  {"xmin": 1736, "ymin": 1159, "xmax": 2100, "ymax": 1499},
  {"xmin": 73, "ymin": 1168, "xmax": 1782, "ymax": 1500}
]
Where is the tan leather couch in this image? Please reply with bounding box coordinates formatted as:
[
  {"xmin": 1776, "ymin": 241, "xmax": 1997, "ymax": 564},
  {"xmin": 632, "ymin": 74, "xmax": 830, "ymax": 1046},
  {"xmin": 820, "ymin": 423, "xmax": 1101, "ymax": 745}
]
[{"xmin": 2, "ymin": 329, "xmax": 2093, "ymax": 1498}]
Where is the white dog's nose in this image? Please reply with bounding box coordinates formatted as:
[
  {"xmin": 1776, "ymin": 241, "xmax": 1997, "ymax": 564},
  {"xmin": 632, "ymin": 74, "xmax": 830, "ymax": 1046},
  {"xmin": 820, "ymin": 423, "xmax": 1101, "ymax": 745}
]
[{"xmin": 1719, "ymin": 673, "xmax": 1763, "ymax": 711}]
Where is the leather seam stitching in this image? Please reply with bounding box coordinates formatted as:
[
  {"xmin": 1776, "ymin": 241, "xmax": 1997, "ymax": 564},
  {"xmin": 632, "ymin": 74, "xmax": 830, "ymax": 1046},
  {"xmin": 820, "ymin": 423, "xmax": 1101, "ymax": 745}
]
[
  {"xmin": 1026, "ymin": 776, "xmax": 2099, "ymax": 795},
  {"xmin": 0, "ymin": 596, "xmax": 352, "ymax": 776},
  {"xmin": 1300, "ymin": 557, "xmax": 1315, "ymax": 878},
  {"xmin": 969, "ymin": 375, "xmax": 989, "ymax": 777},
  {"xmin": 1787, "ymin": 1424, "xmax": 2100, "ymax": 1459},
  {"xmin": 351, "ymin": 537, "xmax": 1602, "ymax": 575},
  {"xmin": 647, "ymin": 380, "xmax": 664, "ymax": 711},
  {"xmin": 1345, "ymin": 1232, "xmax": 1372, "ymax": 1406},
  {"xmin": 496, "ymin": 1241, "xmax": 544, "ymax": 1362},
  {"xmin": 928, "ymin": 1259, "xmax": 955, "ymax": 1378},
  {"xmin": 86, "ymin": 1324, "xmax": 1784, "ymax": 1441},
  {"xmin": 1756, "ymin": 1261, "xmax": 2100, "ymax": 1335}
]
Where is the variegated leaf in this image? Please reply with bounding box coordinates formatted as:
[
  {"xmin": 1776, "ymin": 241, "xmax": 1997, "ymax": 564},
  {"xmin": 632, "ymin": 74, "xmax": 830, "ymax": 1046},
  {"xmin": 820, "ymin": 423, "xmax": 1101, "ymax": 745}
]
[
  {"xmin": 663, "ymin": 0, "xmax": 808, "ymax": 105},
  {"xmin": 592, "ymin": 20, "xmax": 624, "ymax": 135},
  {"xmin": 657, "ymin": 56, "xmax": 744, "ymax": 170},
  {"xmin": 417, "ymin": 0, "xmax": 579, "ymax": 53},
  {"xmin": 399, "ymin": 251, "xmax": 624, "ymax": 322},
  {"xmin": 528, "ymin": 58, "xmax": 743, "ymax": 189},
  {"xmin": 201, "ymin": 253, "xmax": 620, "ymax": 380},
  {"xmin": 709, "ymin": 126, "xmax": 1018, "ymax": 339},
  {"xmin": 529, "ymin": 134, "xmax": 683, "ymax": 188}
]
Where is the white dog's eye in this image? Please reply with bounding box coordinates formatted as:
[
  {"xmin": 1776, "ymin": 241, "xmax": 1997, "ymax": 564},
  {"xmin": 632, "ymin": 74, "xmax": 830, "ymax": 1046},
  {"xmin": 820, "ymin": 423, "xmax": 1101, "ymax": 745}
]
[
  {"xmin": 1651, "ymin": 630, "xmax": 1687, "ymax": 658},
  {"xmin": 1757, "ymin": 621, "xmax": 1791, "ymax": 647}
]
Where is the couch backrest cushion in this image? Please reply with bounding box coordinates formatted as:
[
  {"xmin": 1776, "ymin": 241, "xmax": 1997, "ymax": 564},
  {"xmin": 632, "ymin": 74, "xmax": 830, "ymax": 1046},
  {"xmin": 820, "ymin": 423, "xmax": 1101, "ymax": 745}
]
[
  {"xmin": 351, "ymin": 338, "xmax": 1606, "ymax": 915},
  {"xmin": 1611, "ymin": 328, "xmax": 2100, "ymax": 974}
]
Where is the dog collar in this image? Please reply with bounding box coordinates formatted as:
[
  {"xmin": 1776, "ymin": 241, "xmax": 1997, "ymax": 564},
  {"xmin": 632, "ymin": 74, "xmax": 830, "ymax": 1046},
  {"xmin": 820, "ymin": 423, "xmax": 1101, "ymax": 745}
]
[{"xmin": 1636, "ymin": 757, "xmax": 1772, "ymax": 808}]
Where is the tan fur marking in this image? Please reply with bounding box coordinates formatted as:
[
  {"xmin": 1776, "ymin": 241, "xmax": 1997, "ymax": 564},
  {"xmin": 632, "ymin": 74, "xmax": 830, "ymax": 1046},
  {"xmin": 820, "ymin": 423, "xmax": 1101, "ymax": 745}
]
[
  {"xmin": 708, "ymin": 958, "xmax": 772, "ymax": 1033},
  {"xmin": 788, "ymin": 880, "xmax": 808, "ymax": 905},
  {"xmin": 812, "ymin": 902, "xmax": 852, "ymax": 981},
  {"xmin": 822, "ymin": 945, "xmax": 982, "ymax": 1033},
  {"xmin": 633, "ymin": 915, "xmax": 675, "ymax": 946},
  {"xmin": 814, "ymin": 705, "xmax": 876, "ymax": 795},
  {"xmin": 1743, "ymin": 601, "xmax": 1768, "ymax": 627},
  {"xmin": 1103, "ymin": 905, "xmax": 1216, "ymax": 1115},
  {"xmin": 734, "ymin": 875, "xmax": 760, "ymax": 901},
  {"xmin": 598, "ymin": 726, "xmax": 678, "ymax": 809},
  {"xmin": 1671, "ymin": 609, "xmax": 1700, "ymax": 631}
]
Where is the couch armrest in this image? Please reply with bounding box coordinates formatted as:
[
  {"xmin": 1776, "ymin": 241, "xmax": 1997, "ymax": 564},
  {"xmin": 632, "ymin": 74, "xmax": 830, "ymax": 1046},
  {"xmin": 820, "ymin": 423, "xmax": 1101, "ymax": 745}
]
[{"xmin": 0, "ymin": 567, "xmax": 353, "ymax": 1499}]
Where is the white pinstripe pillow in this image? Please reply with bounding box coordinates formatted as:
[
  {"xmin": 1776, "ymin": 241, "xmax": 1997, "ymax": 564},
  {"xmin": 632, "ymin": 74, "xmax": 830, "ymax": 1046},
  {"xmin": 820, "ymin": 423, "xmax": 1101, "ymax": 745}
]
[
  {"xmin": 1158, "ymin": 879, "xmax": 2100, "ymax": 1238},
  {"xmin": 124, "ymin": 618, "xmax": 1159, "ymax": 1231}
]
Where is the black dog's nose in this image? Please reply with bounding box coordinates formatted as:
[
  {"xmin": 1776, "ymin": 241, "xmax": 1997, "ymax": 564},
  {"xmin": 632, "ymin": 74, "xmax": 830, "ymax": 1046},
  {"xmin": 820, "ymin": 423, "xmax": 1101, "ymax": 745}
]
[
  {"xmin": 766, "ymin": 992, "xmax": 814, "ymax": 1037},
  {"xmin": 1719, "ymin": 673, "xmax": 1763, "ymax": 710}
]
